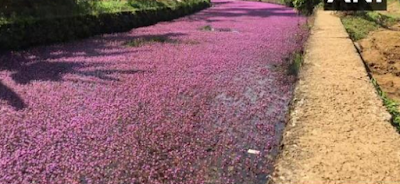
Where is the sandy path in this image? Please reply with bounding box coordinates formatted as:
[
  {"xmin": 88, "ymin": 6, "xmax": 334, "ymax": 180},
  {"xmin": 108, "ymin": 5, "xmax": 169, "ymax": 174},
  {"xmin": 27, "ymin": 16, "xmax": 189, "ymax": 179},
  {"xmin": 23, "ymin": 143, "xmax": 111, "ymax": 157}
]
[{"xmin": 273, "ymin": 11, "xmax": 400, "ymax": 184}]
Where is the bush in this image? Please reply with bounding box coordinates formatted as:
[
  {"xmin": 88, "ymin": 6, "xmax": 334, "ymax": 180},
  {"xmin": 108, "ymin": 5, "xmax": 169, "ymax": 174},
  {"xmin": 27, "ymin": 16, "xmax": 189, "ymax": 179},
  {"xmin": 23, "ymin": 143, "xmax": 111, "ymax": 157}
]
[
  {"xmin": 279, "ymin": 0, "xmax": 321, "ymax": 15},
  {"xmin": 0, "ymin": 0, "xmax": 211, "ymax": 50},
  {"xmin": 281, "ymin": 0, "xmax": 294, "ymax": 7},
  {"xmin": 292, "ymin": 0, "xmax": 321, "ymax": 15}
]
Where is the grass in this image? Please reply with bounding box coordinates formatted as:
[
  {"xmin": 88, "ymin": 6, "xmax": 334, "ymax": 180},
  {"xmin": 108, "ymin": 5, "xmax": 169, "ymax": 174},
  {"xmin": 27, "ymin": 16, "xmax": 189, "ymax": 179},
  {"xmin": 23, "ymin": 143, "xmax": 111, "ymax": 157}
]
[
  {"xmin": 341, "ymin": 0, "xmax": 400, "ymax": 40},
  {"xmin": 0, "ymin": 0, "xmax": 192, "ymax": 25},
  {"xmin": 341, "ymin": 11, "xmax": 397, "ymax": 40},
  {"xmin": 341, "ymin": 14, "xmax": 379, "ymax": 40},
  {"xmin": 287, "ymin": 51, "xmax": 304, "ymax": 76},
  {"xmin": 372, "ymin": 78, "xmax": 400, "ymax": 131},
  {"xmin": 341, "ymin": 0, "xmax": 400, "ymax": 130}
]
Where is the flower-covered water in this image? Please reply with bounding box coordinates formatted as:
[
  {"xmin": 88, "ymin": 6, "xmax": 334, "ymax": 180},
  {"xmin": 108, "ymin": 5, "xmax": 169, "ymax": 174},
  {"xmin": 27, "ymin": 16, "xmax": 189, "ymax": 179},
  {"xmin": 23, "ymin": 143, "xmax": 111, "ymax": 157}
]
[{"xmin": 0, "ymin": 0, "xmax": 307, "ymax": 183}]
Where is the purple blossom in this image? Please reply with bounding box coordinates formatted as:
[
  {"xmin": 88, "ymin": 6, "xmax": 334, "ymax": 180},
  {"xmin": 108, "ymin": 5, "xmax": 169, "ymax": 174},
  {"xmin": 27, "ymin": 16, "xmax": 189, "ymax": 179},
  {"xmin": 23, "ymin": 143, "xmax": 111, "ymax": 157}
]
[{"xmin": 0, "ymin": 0, "xmax": 307, "ymax": 183}]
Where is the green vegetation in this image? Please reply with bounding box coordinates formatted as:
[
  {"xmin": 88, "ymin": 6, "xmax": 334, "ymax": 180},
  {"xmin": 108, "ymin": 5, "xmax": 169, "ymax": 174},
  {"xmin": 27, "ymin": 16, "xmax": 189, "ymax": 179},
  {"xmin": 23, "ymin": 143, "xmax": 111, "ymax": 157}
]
[
  {"xmin": 200, "ymin": 25, "xmax": 213, "ymax": 31},
  {"xmin": 341, "ymin": 0, "xmax": 400, "ymax": 40},
  {"xmin": 341, "ymin": 11, "xmax": 398, "ymax": 40},
  {"xmin": 341, "ymin": 0, "xmax": 400, "ymax": 130},
  {"xmin": 372, "ymin": 78, "xmax": 400, "ymax": 130},
  {"xmin": 291, "ymin": 0, "xmax": 321, "ymax": 15},
  {"xmin": 253, "ymin": 0, "xmax": 322, "ymax": 15},
  {"xmin": 0, "ymin": 0, "xmax": 211, "ymax": 50},
  {"xmin": 125, "ymin": 36, "xmax": 179, "ymax": 47},
  {"xmin": 287, "ymin": 51, "xmax": 304, "ymax": 76},
  {"xmin": 0, "ymin": 0, "xmax": 198, "ymax": 26}
]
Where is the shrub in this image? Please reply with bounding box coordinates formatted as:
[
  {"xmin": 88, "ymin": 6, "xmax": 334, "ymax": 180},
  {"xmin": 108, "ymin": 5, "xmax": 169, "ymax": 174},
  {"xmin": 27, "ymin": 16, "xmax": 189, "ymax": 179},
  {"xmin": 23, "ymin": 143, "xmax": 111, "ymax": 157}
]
[
  {"xmin": 259, "ymin": 0, "xmax": 320, "ymax": 15},
  {"xmin": 292, "ymin": 0, "xmax": 321, "ymax": 15},
  {"xmin": 281, "ymin": 0, "xmax": 294, "ymax": 7},
  {"xmin": 0, "ymin": 0, "xmax": 211, "ymax": 50}
]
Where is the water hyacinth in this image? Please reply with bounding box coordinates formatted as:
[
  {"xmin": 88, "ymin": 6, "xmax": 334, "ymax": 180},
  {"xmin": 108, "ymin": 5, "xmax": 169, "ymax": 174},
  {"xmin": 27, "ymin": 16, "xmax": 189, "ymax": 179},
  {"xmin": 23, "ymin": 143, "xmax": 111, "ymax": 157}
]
[{"xmin": 0, "ymin": 0, "xmax": 307, "ymax": 183}]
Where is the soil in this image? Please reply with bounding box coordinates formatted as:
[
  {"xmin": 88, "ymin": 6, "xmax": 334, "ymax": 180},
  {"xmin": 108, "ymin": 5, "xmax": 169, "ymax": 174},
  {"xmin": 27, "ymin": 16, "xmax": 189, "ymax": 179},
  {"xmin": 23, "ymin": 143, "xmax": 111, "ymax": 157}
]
[
  {"xmin": 272, "ymin": 11, "xmax": 400, "ymax": 184},
  {"xmin": 385, "ymin": 1, "xmax": 400, "ymax": 19},
  {"xmin": 358, "ymin": 25, "xmax": 400, "ymax": 104}
]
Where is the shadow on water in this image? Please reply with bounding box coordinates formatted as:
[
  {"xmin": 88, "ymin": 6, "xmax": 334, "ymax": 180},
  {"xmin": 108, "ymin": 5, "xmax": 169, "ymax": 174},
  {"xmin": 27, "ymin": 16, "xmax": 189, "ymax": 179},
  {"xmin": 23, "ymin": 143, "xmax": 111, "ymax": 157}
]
[
  {"xmin": 0, "ymin": 33, "xmax": 187, "ymax": 110},
  {"xmin": 212, "ymin": 1, "xmax": 233, "ymax": 6},
  {"xmin": 185, "ymin": 0, "xmax": 300, "ymax": 23},
  {"xmin": 0, "ymin": 81, "xmax": 26, "ymax": 110},
  {"xmin": 10, "ymin": 62, "xmax": 144, "ymax": 84},
  {"xmin": 207, "ymin": 7, "xmax": 299, "ymax": 18},
  {"xmin": 0, "ymin": 2, "xmax": 295, "ymax": 182}
]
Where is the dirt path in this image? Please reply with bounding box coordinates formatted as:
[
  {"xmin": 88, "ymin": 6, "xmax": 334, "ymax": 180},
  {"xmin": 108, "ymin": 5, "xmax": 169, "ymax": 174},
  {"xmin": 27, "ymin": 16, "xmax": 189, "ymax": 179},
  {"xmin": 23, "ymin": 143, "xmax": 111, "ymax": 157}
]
[
  {"xmin": 272, "ymin": 11, "xmax": 400, "ymax": 184},
  {"xmin": 358, "ymin": 25, "xmax": 400, "ymax": 105}
]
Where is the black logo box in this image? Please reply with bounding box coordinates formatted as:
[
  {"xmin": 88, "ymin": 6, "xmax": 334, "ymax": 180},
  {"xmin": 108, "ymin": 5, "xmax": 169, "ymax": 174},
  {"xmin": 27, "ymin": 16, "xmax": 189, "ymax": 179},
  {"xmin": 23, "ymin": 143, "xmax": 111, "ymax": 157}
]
[{"xmin": 324, "ymin": 0, "xmax": 387, "ymax": 11}]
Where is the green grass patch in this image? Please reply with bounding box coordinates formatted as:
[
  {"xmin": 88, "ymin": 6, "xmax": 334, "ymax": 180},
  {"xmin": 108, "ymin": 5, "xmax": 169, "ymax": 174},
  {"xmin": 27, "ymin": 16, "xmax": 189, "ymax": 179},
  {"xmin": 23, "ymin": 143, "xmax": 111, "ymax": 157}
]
[
  {"xmin": 128, "ymin": 0, "xmax": 173, "ymax": 9},
  {"xmin": 0, "ymin": 0, "xmax": 192, "ymax": 26},
  {"xmin": 372, "ymin": 78, "xmax": 400, "ymax": 131},
  {"xmin": 341, "ymin": 11, "xmax": 399, "ymax": 40},
  {"xmin": 341, "ymin": 3, "xmax": 400, "ymax": 130},
  {"xmin": 342, "ymin": 15, "xmax": 379, "ymax": 40},
  {"xmin": 0, "ymin": 0, "xmax": 210, "ymax": 50},
  {"xmin": 287, "ymin": 51, "xmax": 304, "ymax": 76}
]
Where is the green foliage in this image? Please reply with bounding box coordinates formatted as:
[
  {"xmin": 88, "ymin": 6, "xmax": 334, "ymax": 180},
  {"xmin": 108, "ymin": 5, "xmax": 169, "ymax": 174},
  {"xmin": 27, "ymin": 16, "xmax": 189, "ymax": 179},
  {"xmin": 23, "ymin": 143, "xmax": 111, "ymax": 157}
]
[
  {"xmin": 262, "ymin": 0, "xmax": 320, "ymax": 15},
  {"xmin": 281, "ymin": 0, "xmax": 294, "ymax": 7},
  {"xmin": 341, "ymin": 1, "xmax": 400, "ymax": 130},
  {"xmin": 128, "ymin": 0, "xmax": 166, "ymax": 9},
  {"xmin": 341, "ymin": 11, "xmax": 398, "ymax": 40},
  {"xmin": 366, "ymin": 11, "xmax": 398, "ymax": 26},
  {"xmin": 287, "ymin": 51, "xmax": 303, "ymax": 76},
  {"xmin": 342, "ymin": 15, "xmax": 379, "ymax": 40},
  {"xmin": 1, "ymin": 0, "xmax": 89, "ymax": 20},
  {"xmin": 200, "ymin": 25, "xmax": 213, "ymax": 31},
  {"xmin": 292, "ymin": 0, "xmax": 321, "ymax": 15},
  {"xmin": 372, "ymin": 78, "xmax": 400, "ymax": 131},
  {"xmin": 241, "ymin": 0, "xmax": 320, "ymax": 15},
  {"xmin": 0, "ymin": 0, "xmax": 199, "ymax": 24},
  {"xmin": 0, "ymin": 0, "xmax": 211, "ymax": 50}
]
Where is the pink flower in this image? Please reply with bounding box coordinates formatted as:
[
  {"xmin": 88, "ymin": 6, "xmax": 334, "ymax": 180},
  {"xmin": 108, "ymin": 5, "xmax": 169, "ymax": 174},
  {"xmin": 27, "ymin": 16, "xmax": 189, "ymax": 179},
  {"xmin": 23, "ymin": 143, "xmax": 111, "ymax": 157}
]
[{"xmin": 0, "ymin": 0, "xmax": 307, "ymax": 183}]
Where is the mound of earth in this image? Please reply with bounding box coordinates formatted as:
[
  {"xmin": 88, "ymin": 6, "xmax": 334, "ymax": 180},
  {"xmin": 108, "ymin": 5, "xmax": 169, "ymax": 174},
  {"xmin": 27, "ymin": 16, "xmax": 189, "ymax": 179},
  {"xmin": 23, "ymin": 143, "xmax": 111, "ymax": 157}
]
[{"xmin": 358, "ymin": 25, "xmax": 400, "ymax": 103}]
